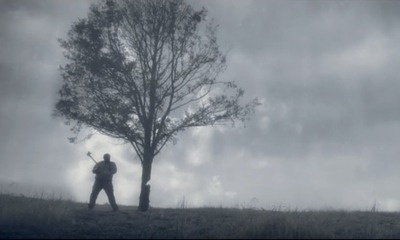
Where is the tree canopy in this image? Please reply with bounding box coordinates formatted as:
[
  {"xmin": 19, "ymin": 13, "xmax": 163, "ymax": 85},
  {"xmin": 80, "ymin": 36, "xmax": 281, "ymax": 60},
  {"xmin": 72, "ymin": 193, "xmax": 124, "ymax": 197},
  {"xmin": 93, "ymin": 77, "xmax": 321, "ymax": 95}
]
[{"xmin": 55, "ymin": 0, "xmax": 258, "ymax": 211}]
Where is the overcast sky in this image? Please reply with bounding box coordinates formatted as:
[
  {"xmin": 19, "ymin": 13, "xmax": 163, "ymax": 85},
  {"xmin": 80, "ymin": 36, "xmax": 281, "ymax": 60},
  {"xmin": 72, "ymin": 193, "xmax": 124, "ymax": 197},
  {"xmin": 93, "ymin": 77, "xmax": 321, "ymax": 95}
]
[{"xmin": 2, "ymin": 0, "xmax": 400, "ymax": 211}]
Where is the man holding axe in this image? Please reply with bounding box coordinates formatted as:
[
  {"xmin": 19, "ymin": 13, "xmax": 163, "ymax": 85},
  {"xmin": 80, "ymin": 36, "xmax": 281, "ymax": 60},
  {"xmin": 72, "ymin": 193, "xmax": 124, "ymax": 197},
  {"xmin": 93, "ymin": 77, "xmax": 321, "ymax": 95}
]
[{"xmin": 87, "ymin": 152, "xmax": 119, "ymax": 211}]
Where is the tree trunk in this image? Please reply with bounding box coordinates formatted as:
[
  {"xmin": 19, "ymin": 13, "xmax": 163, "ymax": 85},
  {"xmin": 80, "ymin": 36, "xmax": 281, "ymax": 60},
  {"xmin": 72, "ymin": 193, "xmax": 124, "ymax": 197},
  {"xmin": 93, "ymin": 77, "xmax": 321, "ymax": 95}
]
[
  {"xmin": 138, "ymin": 153, "xmax": 153, "ymax": 211},
  {"xmin": 138, "ymin": 183, "xmax": 150, "ymax": 211}
]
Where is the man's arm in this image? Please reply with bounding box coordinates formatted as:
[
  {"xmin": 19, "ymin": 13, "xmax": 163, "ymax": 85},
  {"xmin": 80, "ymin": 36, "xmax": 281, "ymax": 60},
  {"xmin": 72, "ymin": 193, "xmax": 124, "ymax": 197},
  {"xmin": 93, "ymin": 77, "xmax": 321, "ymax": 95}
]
[
  {"xmin": 92, "ymin": 163, "xmax": 100, "ymax": 174},
  {"xmin": 110, "ymin": 162, "xmax": 117, "ymax": 175}
]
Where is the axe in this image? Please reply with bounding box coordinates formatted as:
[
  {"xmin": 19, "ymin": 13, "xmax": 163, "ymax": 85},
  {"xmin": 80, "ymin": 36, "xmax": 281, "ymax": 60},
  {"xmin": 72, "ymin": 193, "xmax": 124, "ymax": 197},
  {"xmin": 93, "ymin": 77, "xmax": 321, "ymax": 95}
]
[{"xmin": 86, "ymin": 151, "xmax": 98, "ymax": 164}]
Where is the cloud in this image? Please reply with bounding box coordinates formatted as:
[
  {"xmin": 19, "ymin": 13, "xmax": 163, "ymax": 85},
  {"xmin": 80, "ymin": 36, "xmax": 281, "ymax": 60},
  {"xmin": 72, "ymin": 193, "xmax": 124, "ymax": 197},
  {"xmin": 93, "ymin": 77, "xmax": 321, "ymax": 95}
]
[{"xmin": 0, "ymin": 0, "xmax": 92, "ymax": 195}]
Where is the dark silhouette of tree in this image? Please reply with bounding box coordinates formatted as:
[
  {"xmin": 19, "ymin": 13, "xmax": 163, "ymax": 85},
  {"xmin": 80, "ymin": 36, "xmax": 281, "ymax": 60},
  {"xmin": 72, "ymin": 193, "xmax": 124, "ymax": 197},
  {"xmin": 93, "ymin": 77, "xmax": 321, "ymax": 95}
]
[{"xmin": 54, "ymin": 0, "xmax": 259, "ymax": 212}]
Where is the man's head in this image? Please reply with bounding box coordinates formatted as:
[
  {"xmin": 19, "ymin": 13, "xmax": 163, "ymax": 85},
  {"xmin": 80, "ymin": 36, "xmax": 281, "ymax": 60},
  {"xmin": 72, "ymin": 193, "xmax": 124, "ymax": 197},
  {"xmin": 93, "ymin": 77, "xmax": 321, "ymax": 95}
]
[{"xmin": 103, "ymin": 153, "xmax": 111, "ymax": 162}]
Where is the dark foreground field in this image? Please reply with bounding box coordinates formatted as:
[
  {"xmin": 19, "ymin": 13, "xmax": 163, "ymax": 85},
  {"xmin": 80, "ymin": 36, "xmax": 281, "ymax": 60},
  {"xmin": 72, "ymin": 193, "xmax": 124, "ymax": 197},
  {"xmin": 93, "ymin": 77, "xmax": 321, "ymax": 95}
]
[{"xmin": 2, "ymin": 194, "xmax": 400, "ymax": 239}]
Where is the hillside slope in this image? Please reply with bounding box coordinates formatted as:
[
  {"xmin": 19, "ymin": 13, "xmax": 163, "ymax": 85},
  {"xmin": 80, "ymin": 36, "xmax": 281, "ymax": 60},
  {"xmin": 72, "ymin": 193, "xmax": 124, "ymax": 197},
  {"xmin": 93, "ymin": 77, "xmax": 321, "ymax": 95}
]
[{"xmin": 1, "ymin": 193, "xmax": 400, "ymax": 239}]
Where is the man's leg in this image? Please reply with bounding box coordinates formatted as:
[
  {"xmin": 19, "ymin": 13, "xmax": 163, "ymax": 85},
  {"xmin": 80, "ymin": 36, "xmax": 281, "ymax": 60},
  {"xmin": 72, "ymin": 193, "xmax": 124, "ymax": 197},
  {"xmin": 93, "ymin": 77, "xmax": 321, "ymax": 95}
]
[
  {"xmin": 104, "ymin": 182, "xmax": 119, "ymax": 211},
  {"xmin": 88, "ymin": 181, "xmax": 102, "ymax": 210}
]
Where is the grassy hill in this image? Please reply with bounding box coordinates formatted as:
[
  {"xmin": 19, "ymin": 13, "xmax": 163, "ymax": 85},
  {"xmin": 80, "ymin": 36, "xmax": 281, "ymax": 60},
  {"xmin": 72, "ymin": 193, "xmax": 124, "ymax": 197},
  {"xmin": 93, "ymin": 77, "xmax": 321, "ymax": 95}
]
[{"xmin": 1, "ymin": 193, "xmax": 400, "ymax": 239}]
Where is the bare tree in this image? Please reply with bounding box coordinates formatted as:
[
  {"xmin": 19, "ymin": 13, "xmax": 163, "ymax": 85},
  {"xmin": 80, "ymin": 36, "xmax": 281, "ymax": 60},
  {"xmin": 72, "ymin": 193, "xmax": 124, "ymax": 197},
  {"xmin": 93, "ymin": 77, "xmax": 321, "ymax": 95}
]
[{"xmin": 55, "ymin": 0, "xmax": 259, "ymax": 211}]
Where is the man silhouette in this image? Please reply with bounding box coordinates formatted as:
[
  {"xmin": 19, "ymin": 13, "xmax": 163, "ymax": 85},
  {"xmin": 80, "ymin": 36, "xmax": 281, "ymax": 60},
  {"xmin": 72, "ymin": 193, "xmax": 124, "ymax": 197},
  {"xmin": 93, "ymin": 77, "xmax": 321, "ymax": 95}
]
[{"xmin": 88, "ymin": 153, "xmax": 119, "ymax": 211}]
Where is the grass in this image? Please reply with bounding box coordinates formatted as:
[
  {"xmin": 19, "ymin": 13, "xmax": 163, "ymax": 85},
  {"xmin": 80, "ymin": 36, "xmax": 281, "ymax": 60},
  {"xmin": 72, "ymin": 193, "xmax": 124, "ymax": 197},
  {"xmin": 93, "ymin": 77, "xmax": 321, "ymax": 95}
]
[{"xmin": 2, "ymin": 193, "xmax": 400, "ymax": 239}]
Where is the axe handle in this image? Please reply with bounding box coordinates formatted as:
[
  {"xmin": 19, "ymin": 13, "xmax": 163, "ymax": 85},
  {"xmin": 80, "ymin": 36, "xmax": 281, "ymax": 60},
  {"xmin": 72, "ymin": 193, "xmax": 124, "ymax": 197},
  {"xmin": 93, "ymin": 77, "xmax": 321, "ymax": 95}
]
[{"xmin": 88, "ymin": 154, "xmax": 98, "ymax": 164}]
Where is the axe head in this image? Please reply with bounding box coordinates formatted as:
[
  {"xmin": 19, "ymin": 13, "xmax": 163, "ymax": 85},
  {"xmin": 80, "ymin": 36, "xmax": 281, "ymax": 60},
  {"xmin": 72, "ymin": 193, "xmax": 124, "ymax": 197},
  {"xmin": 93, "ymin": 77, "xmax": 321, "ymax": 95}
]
[{"xmin": 86, "ymin": 151, "xmax": 97, "ymax": 164}]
